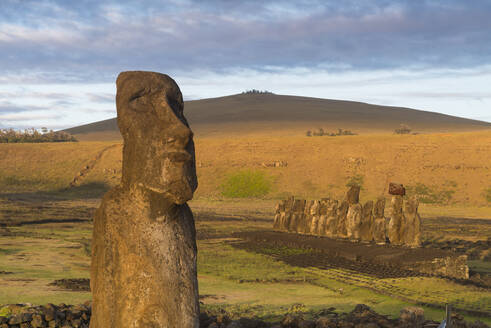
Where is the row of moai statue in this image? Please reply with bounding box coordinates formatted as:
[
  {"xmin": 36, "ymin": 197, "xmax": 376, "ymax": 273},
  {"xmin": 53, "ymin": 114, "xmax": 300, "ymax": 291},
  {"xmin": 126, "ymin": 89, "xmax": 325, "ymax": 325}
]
[{"xmin": 273, "ymin": 184, "xmax": 421, "ymax": 247}]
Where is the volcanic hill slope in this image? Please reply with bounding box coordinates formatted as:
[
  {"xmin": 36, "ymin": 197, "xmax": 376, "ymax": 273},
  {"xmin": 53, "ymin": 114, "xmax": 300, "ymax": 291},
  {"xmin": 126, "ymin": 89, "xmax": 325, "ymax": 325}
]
[{"xmin": 64, "ymin": 93, "xmax": 491, "ymax": 140}]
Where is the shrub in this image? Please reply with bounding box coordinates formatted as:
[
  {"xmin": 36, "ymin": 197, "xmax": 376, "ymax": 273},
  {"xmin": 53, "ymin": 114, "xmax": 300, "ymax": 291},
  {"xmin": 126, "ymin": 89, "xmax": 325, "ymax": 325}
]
[
  {"xmin": 483, "ymin": 187, "xmax": 491, "ymax": 203},
  {"xmin": 405, "ymin": 182, "xmax": 456, "ymax": 204},
  {"xmin": 220, "ymin": 170, "xmax": 272, "ymax": 198},
  {"xmin": 345, "ymin": 174, "xmax": 364, "ymax": 189},
  {"xmin": 242, "ymin": 89, "xmax": 273, "ymax": 94},
  {"xmin": 0, "ymin": 128, "xmax": 77, "ymax": 143},
  {"xmin": 394, "ymin": 124, "xmax": 411, "ymax": 134},
  {"xmin": 306, "ymin": 128, "xmax": 357, "ymax": 136}
]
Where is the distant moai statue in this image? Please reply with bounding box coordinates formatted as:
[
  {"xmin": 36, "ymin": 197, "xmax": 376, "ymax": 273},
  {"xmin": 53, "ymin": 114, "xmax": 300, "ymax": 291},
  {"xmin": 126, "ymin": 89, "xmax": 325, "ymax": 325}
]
[
  {"xmin": 372, "ymin": 197, "xmax": 387, "ymax": 244},
  {"xmin": 359, "ymin": 200, "xmax": 374, "ymax": 242},
  {"xmin": 345, "ymin": 185, "xmax": 362, "ymax": 240},
  {"xmin": 273, "ymin": 183, "xmax": 421, "ymax": 248},
  {"xmin": 324, "ymin": 199, "xmax": 339, "ymax": 237},
  {"xmin": 402, "ymin": 197, "xmax": 422, "ymax": 247},
  {"xmin": 90, "ymin": 72, "xmax": 199, "ymax": 328},
  {"xmin": 387, "ymin": 183, "xmax": 406, "ymax": 245}
]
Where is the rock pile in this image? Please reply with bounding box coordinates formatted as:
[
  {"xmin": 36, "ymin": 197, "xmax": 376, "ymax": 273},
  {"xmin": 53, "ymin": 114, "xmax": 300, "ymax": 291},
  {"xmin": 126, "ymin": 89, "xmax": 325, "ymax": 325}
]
[
  {"xmin": 1, "ymin": 303, "xmax": 488, "ymax": 328},
  {"xmin": 274, "ymin": 185, "xmax": 422, "ymax": 247},
  {"xmin": 0, "ymin": 303, "xmax": 91, "ymax": 328}
]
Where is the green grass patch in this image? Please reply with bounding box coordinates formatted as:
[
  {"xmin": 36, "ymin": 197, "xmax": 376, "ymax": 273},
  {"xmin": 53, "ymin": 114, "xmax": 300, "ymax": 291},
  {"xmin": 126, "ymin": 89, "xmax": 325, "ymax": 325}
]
[
  {"xmin": 405, "ymin": 181, "xmax": 457, "ymax": 204},
  {"xmin": 482, "ymin": 187, "xmax": 491, "ymax": 203},
  {"xmin": 220, "ymin": 170, "xmax": 272, "ymax": 198},
  {"xmin": 345, "ymin": 174, "xmax": 364, "ymax": 189}
]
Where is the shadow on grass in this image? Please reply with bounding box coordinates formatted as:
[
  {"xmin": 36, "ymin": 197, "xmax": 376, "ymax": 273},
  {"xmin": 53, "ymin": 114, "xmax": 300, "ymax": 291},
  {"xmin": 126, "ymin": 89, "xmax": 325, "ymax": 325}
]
[{"xmin": 0, "ymin": 182, "xmax": 111, "ymax": 202}]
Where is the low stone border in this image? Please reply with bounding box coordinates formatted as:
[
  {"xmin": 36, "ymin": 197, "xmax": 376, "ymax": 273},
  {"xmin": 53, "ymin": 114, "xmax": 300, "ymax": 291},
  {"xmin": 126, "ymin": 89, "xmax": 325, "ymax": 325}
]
[{"xmin": 0, "ymin": 303, "xmax": 488, "ymax": 328}]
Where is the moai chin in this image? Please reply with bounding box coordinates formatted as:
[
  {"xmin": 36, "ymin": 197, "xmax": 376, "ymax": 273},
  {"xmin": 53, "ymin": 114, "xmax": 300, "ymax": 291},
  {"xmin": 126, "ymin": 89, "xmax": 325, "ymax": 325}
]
[{"xmin": 90, "ymin": 71, "xmax": 199, "ymax": 328}]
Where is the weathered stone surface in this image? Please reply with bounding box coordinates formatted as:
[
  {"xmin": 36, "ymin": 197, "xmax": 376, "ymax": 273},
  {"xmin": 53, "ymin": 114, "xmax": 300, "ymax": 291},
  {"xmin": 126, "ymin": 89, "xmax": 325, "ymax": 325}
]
[
  {"xmin": 273, "ymin": 189, "xmax": 423, "ymax": 248},
  {"xmin": 90, "ymin": 71, "xmax": 199, "ymax": 327},
  {"xmin": 360, "ymin": 200, "xmax": 374, "ymax": 242},
  {"xmin": 401, "ymin": 197, "xmax": 421, "ymax": 247},
  {"xmin": 289, "ymin": 199, "xmax": 305, "ymax": 232},
  {"xmin": 346, "ymin": 185, "xmax": 360, "ymax": 204},
  {"xmin": 389, "ymin": 182, "xmax": 406, "ymax": 196},
  {"xmin": 309, "ymin": 200, "xmax": 320, "ymax": 234},
  {"xmin": 372, "ymin": 197, "xmax": 386, "ymax": 244},
  {"xmin": 346, "ymin": 203, "xmax": 362, "ymax": 240},
  {"xmin": 336, "ymin": 200, "xmax": 349, "ymax": 237},
  {"xmin": 388, "ymin": 195, "xmax": 404, "ymax": 245},
  {"xmin": 273, "ymin": 200, "xmax": 284, "ymax": 229},
  {"xmin": 324, "ymin": 200, "xmax": 338, "ymax": 237}
]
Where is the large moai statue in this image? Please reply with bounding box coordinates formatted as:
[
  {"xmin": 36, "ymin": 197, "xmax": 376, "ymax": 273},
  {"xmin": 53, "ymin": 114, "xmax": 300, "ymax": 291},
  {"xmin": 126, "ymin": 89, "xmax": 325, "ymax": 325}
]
[
  {"xmin": 372, "ymin": 197, "xmax": 387, "ymax": 244},
  {"xmin": 289, "ymin": 199, "xmax": 306, "ymax": 231},
  {"xmin": 316, "ymin": 199, "xmax": 329, "ymax": 235},
  {"xmin": 345, "ymin": 186, "xmax": 362, "ymax": 240},
  {"xmin": 324, "ymin": 199, "xmax": 339, "ymax": 237},
  {"xmin": 359, "ymin": 200, "xmax": 374, "ymax": 242},
  {"xmin": 387, "ymin": 186, "xmax": 405, "ymax": 245},
  {"xmin": 309, "ymin": 200, "xmax": 321, "ymax": 234},
  {"xmin": 273, "ymin": 201, "xmax": 284, "ymax": 230},
  {"xmin": 335, "ymin": 200, "xmax": 349, "ymax": 237},
  {"xmin": 299, "ymin": 200, "xmax": 313, "ymax": 233},
  {"xmin": 402, "ymin": 197, "xmax": 422, "ymax": 247},
  {"xmin": 283, "ymin": 196, "xmax": 295, "ymax": 230},
  {"xmin": 90, "ymin": 72, "xmax": 199, "ymax": 328}
]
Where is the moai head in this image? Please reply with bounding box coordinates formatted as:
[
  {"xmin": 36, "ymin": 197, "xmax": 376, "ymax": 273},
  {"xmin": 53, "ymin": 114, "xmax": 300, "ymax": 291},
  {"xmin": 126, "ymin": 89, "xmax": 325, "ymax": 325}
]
[
  {"xmin": 404, "ymin": 196, "xmax": 419, "ymax": 214},
  {"xmin": 116, "ymin": 71, "xmax": 197, "ymax": 204}
]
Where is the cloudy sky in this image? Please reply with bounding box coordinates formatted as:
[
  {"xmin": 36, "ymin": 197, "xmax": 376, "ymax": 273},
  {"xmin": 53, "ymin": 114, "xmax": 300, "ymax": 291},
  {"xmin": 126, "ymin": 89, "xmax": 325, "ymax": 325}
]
[{"xmin": 1, "ymin": 0, "xmax": 490, "ymax": 130}]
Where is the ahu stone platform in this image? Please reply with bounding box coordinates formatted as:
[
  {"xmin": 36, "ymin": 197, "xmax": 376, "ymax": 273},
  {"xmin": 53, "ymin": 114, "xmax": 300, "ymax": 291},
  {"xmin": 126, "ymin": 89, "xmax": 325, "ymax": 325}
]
[
  {"xmin": 273, "ymin": 186, "xmax": 421, "ymax": 247},
  {"xmin": 272, "ymin": 186, "xmax": 469, "ymax": 280}
]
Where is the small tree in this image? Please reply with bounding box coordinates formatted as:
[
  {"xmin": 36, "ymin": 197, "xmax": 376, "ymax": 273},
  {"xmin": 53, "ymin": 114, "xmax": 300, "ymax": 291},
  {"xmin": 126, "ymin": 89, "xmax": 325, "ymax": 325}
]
[{"xmin": 395, "ymin": 124, "xmax": 411, "ymax": 134}]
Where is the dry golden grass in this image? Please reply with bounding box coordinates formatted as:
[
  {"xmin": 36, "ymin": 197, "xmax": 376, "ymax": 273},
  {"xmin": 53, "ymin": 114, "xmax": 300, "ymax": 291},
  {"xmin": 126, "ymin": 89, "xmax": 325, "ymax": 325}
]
[
  {"xmin": 1, "ymin": 130, "xmax": 490, "ymax": 212},
  {"xmin": 193, "ymin": 130, "xmax": 491, "ymax": 207}
]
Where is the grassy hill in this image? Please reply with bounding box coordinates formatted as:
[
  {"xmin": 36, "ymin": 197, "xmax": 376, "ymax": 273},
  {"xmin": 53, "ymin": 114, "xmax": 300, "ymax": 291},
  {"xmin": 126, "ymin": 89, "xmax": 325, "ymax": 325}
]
[
  {"xmin": 63, "ymin": 93, "xmax": 491, "ymax": 141},
  {"xmin": 1, "ymin": 131, "xmax": 490, "ymax": 208}
]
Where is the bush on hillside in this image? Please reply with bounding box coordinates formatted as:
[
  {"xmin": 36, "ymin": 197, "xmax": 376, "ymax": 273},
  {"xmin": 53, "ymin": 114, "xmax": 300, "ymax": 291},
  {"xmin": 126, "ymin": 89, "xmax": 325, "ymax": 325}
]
[
  {"xmin": 405, "ymin": 181, "xmax": 457, "ymax": 204},
  {"xmin": 394, "ymin": 124, "xmax": 412, "ymax": 134},
  {"xmin": 307, "ymin": 128, "xmax": 357, "ymax": 137},
  {"xmin": 345, "ymin": 174, "xmax": 364, "ymax": 189},
  {"xmin": 483, "ymin": 187, "xmax": 491, "ymax": 203},
  {"xmin": 0, "ymin": 128, "xmax": 77, "ymax": 143},
  {"xmin": 241, "ymin": 89, "xmax": 273, "ymax": 94},
  {"xmin": 220, "ymin": 170, "xmax": 272, "ymax": 198}
]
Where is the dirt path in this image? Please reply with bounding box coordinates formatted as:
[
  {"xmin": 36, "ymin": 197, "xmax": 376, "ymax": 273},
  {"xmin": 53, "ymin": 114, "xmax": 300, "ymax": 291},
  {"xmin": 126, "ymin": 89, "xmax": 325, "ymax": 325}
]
[{"xmin": 69, "ymin": 144, "xmax": 119, "ymax": 187}]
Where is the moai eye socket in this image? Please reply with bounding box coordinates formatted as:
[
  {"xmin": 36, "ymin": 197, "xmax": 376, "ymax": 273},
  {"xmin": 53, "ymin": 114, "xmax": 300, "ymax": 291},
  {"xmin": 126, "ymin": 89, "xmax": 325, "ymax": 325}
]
[{"xmin": 129, "ymin": 88, "xmax": 151, "ymax": 112}]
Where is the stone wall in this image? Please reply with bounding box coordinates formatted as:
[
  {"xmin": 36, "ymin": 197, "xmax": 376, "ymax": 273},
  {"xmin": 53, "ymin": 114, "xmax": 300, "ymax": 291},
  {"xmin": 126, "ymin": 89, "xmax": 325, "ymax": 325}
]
[
  {"xmin": 0, "ymin": 303, "xmax": 91, "ymax": 328},
  {"xmin": 273, "ymin": 186, "xmax": 422, "ymax": 247}
]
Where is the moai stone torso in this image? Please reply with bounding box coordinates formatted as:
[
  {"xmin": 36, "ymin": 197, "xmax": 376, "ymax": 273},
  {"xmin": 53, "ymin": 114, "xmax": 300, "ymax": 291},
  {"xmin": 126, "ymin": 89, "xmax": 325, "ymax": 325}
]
[
  {"xmin": 336, "ymin": 200, "xmax": 349, "ymax": 238},
  {"xmin": 359, "ymin": 200, "xmax": 374, "ymax": 242},
  {"xmin": 388, "ymin": 195, "xmax": 404, "ymax": 245},
  {"xmin": 324, "ymin": 199, "xmax": 339, "ymax": 237},
  {"xmin": 281, "ymin": 196, "xmax": 295, "ymax": 231},
  {"xmin": 317, "ymin": 199, "xmax": 329, "ymax": 235},
  {"xmin": 346, "ymin": 203, "xmax": 362, "ymax": 241},
  {"xmin": 299, "ymin": 200, "xmax": 313, "ymax": 233},
  {"xmin": 273, "ymin": 201, "xmax": 285, "ymax": 230},
  {"xmin": 372, "ymin": 197, "xmax": 387, "ymax": 244},
  {"xmin": 345, "ymin": 186, "xmax": 362, "ymax": 240},
  {"xmin": 402, "ymin": 197, "xmax": 422, "ymax": 247},
  {"xmin": 309, "ymin": 200, "xmax": 321, "ymax": 234},
  {"xmin": 90, "ymin": 71, "xmax": 199, "ymax": 328}
]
